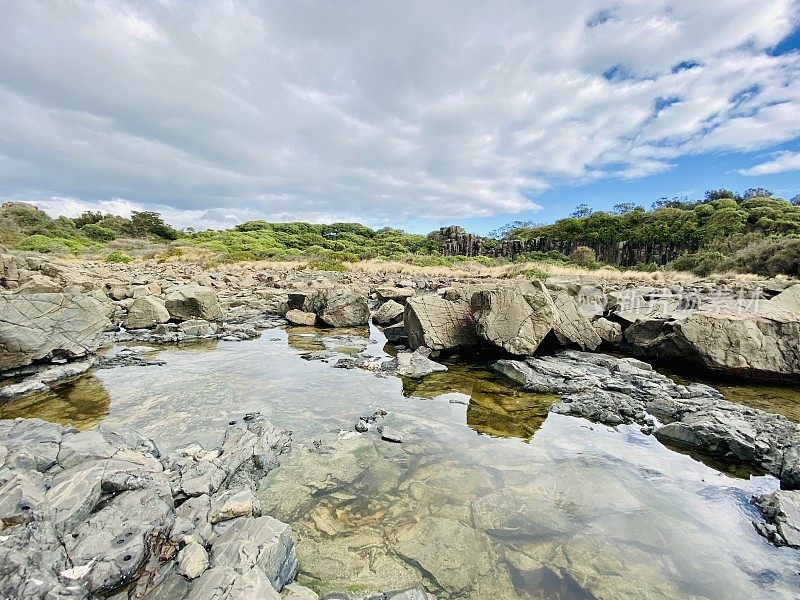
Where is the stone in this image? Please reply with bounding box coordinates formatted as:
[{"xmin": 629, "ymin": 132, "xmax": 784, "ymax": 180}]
[
  {"xmin": 177, "ymin": 542, "xmax": 209, "ymax": 580},
  {"xmin": 383, "ymin": 322, "xmax": 407, "ymax": 343},
  {"xmin": 124, "ymin": 295, "xmax": 170, "ymax": 329},
  {"xmin": 318, "ymin": 289, "xmax": 370, "ymax": 327},
  {"xmin": 0, "ymin": 471, "xmax": 45, "ymax": 526},
  {"xmin": 592, "ymin": 317, "xmax": 623, "ymax": 344},
  {"xmin": 286, "ymin": 309, "xmax": 317, "ymax": 326},
  {"xmin": 551, "ymin": 291, "xmax": 601, "ymax": 350},
  {"xmin": 471, "ymin": 284, "xmax": 554, "ymax": 355},
  {"xmin": 46, "ymin": 463, "xmax": 104, "ymax": 535},
  {"xmin": 282, "ymin": 582, "xmax": 320, "ymax": 599},
  {"xmin": 377, "ymin": 426, "xmax": 403, "ymax": 443},
  {"xmin": 179, "ymin": 319, "xmax": 218, "ymax": 338},
  {"xmin": 770, "ymin": 283, "xmax": 800, "ymax": 315},
  {"xmin": 393, "ymin": 349, "xmax": 448, "ymax": 378},
  {"xmin": 753, "ymin": 489, "xmax": 800, "ymax": 548},
  {"xmin": 372, "ymin": 299, "xmax": 405, "ymax": 325},
  {"xmin": 209, "ymin": 488, "xmax": 261, "ymax": 524},
  {"xmin": 0, "ymin": 293, "xmax": 110, "ymax": 370},
  {"xmin": 404, "ymin": 295, "xmax": 479, "ymax": 351},
  {"xmin": 165, "ymin": 285, "xmax": 222, "ymax": 321},
  {"xmin": 375, "ymin": 287, "xmax": 416, "ymax": 304}
]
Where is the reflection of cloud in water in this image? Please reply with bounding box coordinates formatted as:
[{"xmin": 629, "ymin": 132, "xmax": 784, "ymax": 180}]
[{"xmin": 0, "ymin": 376, "xmax": 110, "ymax": 430}]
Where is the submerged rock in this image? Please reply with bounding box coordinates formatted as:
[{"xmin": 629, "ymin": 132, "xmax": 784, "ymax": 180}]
[
  {"xmin": 391, "ymin": 349, "xmax": 448, "ymax": 379},
  {"xmin": 752, "ymin": 489, "xmax": 800, "ymax": 549}
]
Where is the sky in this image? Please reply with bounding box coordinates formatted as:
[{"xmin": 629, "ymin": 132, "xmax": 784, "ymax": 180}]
[{"xmin": 1, "ymin": 1, "xmax": 799, "ymax": 235}]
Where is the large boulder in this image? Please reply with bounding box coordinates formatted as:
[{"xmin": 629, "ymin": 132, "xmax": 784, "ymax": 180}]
[
  {"xmin": 0, "ymin": 293, "xmax": 110, "ymax": 370},
  {"xmin": 374, "ymin": 287, "xmax": 415, "ymax": 305},
  {"xmin": 470, "ymin": 284, "xmax": 554, "ymax": 355},
  {"xmin": 124, "ymin": 296, "xmax": 170, "ymax": 329},
  {"xmin": 285, "ymin": 309, "xmax": 317, "ymax": 326},
  {"xmin": 372, "ymin": 299, "xmax": 404, "ymax": 325},
  {"xmin": 622, "ymin": 306, "xmax": 800, "ymax": 380},
  {"xmin": 404, "ymin": 295, "xmax": 479, "ymax": 351},
  {"xmin": 318, "ymin": 289, "xmax": 369, "ymax": 327},
  {"xmin": 165, "ymin": 285, "xmax": 222, "ymax": 321},
  {"xmin": 551, "ymin": 291, "xmax": 601, "ymax": 351},
  {"xmin": 770, "ymin": 284, "xmax": 800, "ymax": 315}
]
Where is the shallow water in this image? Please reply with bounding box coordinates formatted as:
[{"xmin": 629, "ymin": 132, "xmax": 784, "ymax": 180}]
[{"xmin": 2, "ymin": 327, "xmax": 800, "ymax": 599}]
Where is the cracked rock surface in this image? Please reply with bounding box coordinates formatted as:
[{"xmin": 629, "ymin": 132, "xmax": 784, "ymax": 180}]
[{"xmin": 0, "ymin": 414, "xmax": 296, "ymax": 599}]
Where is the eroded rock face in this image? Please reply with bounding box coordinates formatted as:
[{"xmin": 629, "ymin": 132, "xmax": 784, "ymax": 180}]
[
  {"xmin": 494, "ymin": 351, "xmax": 800, "ymax": 489},
  {"xmin": 551, "ymin": 291, "xmax": 601, "ymax": 351},
  {"xmin": 0, "ymin": 416, "xmax": 295, "ymax": 599},
  {"xmin": 470, "ymin": 284, "xmax": 554, "ymax": 355},
  {"xmin": 0, "ymin": 293, "xmax": 110, "ymax": 370},
  {"xmin": 404, "ymin": 295, "xmax": 479, "ymax": 351},
  {"xmin": 165, "ymin": 285, "xmax": 222, "ymax": 322},
  {"xmin": 124, "ymin": 295, "xmax": 170, "ymax": 329}
]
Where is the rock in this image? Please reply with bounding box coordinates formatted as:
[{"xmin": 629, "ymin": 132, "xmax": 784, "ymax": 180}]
[
  {"xmin": 287, "ymin": 290, "xmax": 324, "ymax": 313},
  {"xmin": 752, "ymin": 489, "xmax": 800, "ymax": 548},
  {"xmin": 770, "ymin": 283, "xmax": 800, "ymax": 315},
  {"xmin": 165, "ymin": 285, "xmax": 222, "ymax": 321},
  {"xmin": 286, "ymin": 309, "xmax": 317, "ymax": 326},
  {"xmin": 282, "ymin": 582, "xmax": 320, "ymax": 599},
  {"xmin": 0, "ymin": 293, "xmax": 110, "ymax": 370},
  {"xmin": 620, "ymin": 306, "xmax": 800, "ymax": 380},
  {"xmin": 384, "ymin": 588, "xmax": 435, "ymax": 600},
  {"xmin": 592, "ymin": 317, "xmax": 623, "ymax": 344},
  {"xmin": 377, "ymin": 425, "xmax": 403, "ymax": 443},
  {"xmin": 375, "ymin": 287, "xmax": 415, "ymax": 304},
  {"xmin": 373, "ymin": 299, "xmax": 405, "ymax": 325},
  {"xmin": 177, "ymin": 542, "xmax": 209, "ymax": 580},
  {"xmin": 318, "ymin": 289, "xmax": 369, "ymax": 327},
  {"xmin": 383, "ymin": 322, "xmax": 407, "ymax": 343},
  {"xmin": 551, "ymin": 291, "xmax": 601, "ymax": 350},
  {"xmin": 471, "ymin": 284, "xmax": 554, "ymax": 355},
  {"xmin": 404, "ymin": 295, "xmax": 479, "ymax": 351},
  {"xmin": 187, "ymin": 566, "xmax": 281, "ymax": 600},
  {"xmin": 179, "ymin": 319, "xmax": 219, "ymax": 338},
  {"xmin": 209, "ymin": 488, "xmax": 261, "ymax": 524},
  {"xmin": 0, "ymin": 471, "xmax": 45, "ymax": 526},
  {"xmin": 124, "ymin": 296, "xmax": 170, "ymax": 329},
  {"xmin": 392, "ymin": 349, "xmax": 448, "ymax": 378}
]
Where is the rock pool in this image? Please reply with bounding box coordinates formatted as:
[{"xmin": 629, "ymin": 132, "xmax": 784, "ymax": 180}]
[{"xmin": 2, "ymin": 325, "xmax": 799, "ymax": 599}]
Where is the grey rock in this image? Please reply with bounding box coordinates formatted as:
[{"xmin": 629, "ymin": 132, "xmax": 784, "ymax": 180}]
[
  {"xmin": 165, "ymin": 285, "xmax": 222, "ymax": 321},
  {"xmin": 0, "ymin": 293, "xmax": 110, "ymax": 370},
  {"xmin": 372, "ymin": 299, "xmax": 405, "ymax": 325},
  {"xmin": 286, "ymin": 309, "xmax": 317, "ymax": 326},
  {"xmin": 551, "ymin": 291, "xmax": 601, "ymax": 350},
  {"xmin": 318, "ymin": 289, "xmax": 370, "ymax": 327},
  {"xmin": 592, "ymin": 317, "xmax": 623, "ymax": 344},
  {"xmin": 177, "ymin": 541, "xmax": 209, "ymax": 580},
  {"xmin": 209, "ymin": 488, "xmax": 261, "ymax": 524},
  {"xmin": 179, "ymin": 319, "xmax": 219, "ymax": 338},
  {"xmin": 392, "ymin": 349, "xmax": 448, "ymax": 379},
  {"xmin": 124, "ymin": 295, "xmax": 170, "ymax": 329},
  {"xmin": 377, "ymin": 426, "xmax": 403, "ymax": 443},
  {"xmin": 282, "ymin": 582, "xmax": 320, "ymax": 599},
  {"xmin": 374, "ymin": 286, "xmax": 416, "ymax": 304},
  {"xmin": 753, "ymin": 489, "xmax": 800, "ymax": 548},
  {"xmin": 404, "ymin": 295, "xmax": 479, "ymax": 351},
  {"xmin": 383, "ymin": 322, "xmax": 407, "ymax": 343}
]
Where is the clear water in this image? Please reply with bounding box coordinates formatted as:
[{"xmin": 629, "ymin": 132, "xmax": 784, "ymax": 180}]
[{"xmin": 2, "ymin": 326, "xmax": 799, "ymax": 599}]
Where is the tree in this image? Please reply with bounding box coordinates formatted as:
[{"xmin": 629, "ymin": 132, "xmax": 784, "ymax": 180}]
[
  {"xmin": 791, "ymin": 194, "xmax": 800, "ymax": 206},
  {"xmin": 612, "ymin": 202, "xmax": 641, "ymax": 215},
  {"xmin": 705, "ymin": 189, "xmax": 739, "ymax": 202},
  {"xmin": 127, "ymin": 211, "xmax": 180, "ymax": 240},
  {"xmin": 571, "ymin": 204, "xmax": 592, "ymax": 218},
  {"xmin": 742, "ymin": 187, "xmax": 773, "ymax": 199}
]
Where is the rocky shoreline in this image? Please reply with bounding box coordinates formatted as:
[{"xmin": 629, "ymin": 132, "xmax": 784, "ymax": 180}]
[{"xmin": 2, "ymin": 251, "xmax": 800, "ymax": 594}]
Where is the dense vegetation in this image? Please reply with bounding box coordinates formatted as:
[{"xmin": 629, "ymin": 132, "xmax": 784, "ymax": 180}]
[
  {"xmin": 1, "ymin": 187, "xmax": 799, "ymax": 277},
  {"xmin": 493, "ymin": 189, "xmax": 800, "ymax": 277}
]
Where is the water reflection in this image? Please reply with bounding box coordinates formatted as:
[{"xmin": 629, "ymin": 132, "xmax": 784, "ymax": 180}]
[{"xmin": 0, "ymin": 376, "xmax": 110, "ymax": 430}]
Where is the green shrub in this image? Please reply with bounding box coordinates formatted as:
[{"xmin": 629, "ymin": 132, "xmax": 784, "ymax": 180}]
[
  {"xmin": 81, "ymin": 223, "xmax": 116, "ymax": 242},
  {"xmin": 105, "ymin": 250, "xmax": 133, "ymax": 263},
  {"xmin": 569, "ymin": 246, "xmax": 597, "ymax": 268},
  {"xmin": 303, "ymin": 257, "xmax": 348, "ymax": 272},
  {"xmin": 17, "ymin": 234, "xmax": 72, "ymax": 254},
  {"xmin": 730, "ymin": 237, "xmax": 800, "ymax": 277},
  {"xmin": 669, "ymin": 250, "xmax": 728, "ymax": 276}
]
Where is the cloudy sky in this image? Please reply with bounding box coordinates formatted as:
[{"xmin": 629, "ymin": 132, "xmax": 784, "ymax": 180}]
[{"xmin": 1, "ymin": 1, "xmax": 799, "ymax": 233}]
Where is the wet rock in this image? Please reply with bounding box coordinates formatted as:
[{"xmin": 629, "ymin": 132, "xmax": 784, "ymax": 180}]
[
  {"xmin": 318, "ymin": 289, "xmax": 370, "ymax": 327},
  {"xmin": 286, "ymin": 309, "xmax": 318, "ymax": 326},
  {"xmin": 124, "ymin": 295, "xmax": 170, "ymax": 329},
  {"xmin": 392, "ymin": 349, "xmax": 448, "ymax": 379},
  {"xmin": 378, "ymin": 426, "xmax": 403, "ymax": 443},
  {"xmin": 177, "ymin": 541, "xmax": 209, "ymax": 580},
  {"xmin": 373, "ymin": 299, "xmax": 405, "ymax": 325},
  {"xmin": 165, "ymin": 285, "xmax": 222, "ymax": 321},
  {"xmin": 752, "ymin": 489, "xmax": 800, "ymax": 548},
  {"xmin": 0, "ymin": 292, "xmax": 110, "ymax": 370},
  {"xmin": 282, "ymin": 582, "xmax": 320, "ymax": 599},
  {"xmin": 404, "ymin": 295, "xmax": 478, "ymax": 351},
  {"xmin": 383, "ymin": 322, "xmax": 407, "ymax": 343},
  {"xmin": 471, "ymin": 283, "xmax": 554, "ymax": 355},
  {"xmin": 178, "ymin": 319, "xmax": 218, "ymax": 338}
]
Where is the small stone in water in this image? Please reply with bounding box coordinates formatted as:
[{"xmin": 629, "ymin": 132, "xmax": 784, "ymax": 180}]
[{"xmin": 378, "ymin": 425, "xmax": 403, "ymax": 443}]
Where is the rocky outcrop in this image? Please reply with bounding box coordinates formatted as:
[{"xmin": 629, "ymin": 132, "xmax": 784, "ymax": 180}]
[
  {"xmin": 0, "ymin": 415, "xmax": 295, "ymax": 599},
  {"xmin": 0, "ymin": 293, "xmax": 110, "ymax": 371},
  {"xmin": 404, "ymin": 295, "xmax": 478, "ymax": 351},
  {"xmin": 124, "ymin": 295, "xmax": 170, "ymax": 329},
  {"xmin": 551, "ymin": 291, "xmax": 601, "ymax": 351},
  {"xmin": 165, "ymin": 285, "xmax": 222, "ymax": 322},
  {"xmin": 470, "ymin": 284, "xmax": 554, "ymax": 355},
  {"xmin": 494, "ymin": 351, "xmax": 800, "ymax": 488}
]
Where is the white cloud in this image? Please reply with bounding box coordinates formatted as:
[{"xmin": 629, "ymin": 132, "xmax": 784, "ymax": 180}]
[
  {"xmin": 738, "ymin": 150, "xmax": 800, "ymax": 175},
  {"xmin": 0, "ymin": 0, "xmax": 798, "ymax": 226}
]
